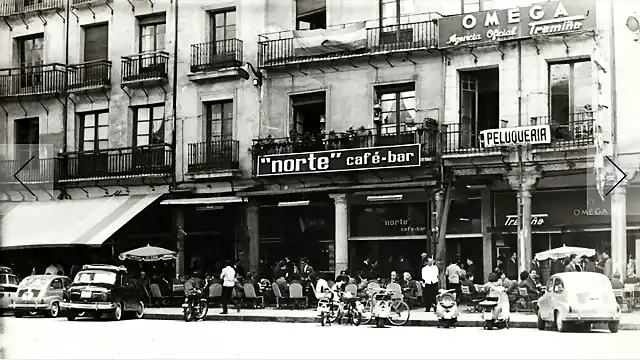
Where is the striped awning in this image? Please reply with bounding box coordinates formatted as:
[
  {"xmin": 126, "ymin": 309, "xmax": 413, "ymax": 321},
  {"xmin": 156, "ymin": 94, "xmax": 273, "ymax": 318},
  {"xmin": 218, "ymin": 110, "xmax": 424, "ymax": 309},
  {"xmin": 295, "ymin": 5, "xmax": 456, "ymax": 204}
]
[{"xmin": 0, "ymin": 194, "xmax": 161, "ymax": 249}]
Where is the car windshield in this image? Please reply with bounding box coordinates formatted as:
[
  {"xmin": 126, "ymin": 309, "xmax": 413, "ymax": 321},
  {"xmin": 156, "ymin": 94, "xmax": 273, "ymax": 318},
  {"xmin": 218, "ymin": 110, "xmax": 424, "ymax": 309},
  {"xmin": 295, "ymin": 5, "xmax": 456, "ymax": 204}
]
[
  {"xmin": 0, "ymin": 275, "xmax": 18, "ymax": 285},
  {"xmin": 74, "ymin": 271, "xmax": 117, "ymax": 285},
  {"xmin": 19, "ymin": 277, "xmax": 49, "ymax": 288}
]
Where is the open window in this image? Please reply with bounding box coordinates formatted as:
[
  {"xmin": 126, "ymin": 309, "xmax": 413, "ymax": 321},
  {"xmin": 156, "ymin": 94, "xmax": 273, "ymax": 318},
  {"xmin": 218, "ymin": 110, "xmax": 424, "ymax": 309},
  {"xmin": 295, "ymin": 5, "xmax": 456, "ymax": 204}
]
[
  {"xmin": 375, "ymin": 83, "xmax": 416, "ymax": 134},
  {"xmin": 14, "ymin": 117, "xmax": 39, "ymax": 171},
  {"xmin": 296, "ymin": 0, "xmax": 326, "ymax": 30},
  {"xmin": 548, "ymin": 59, "xmax": 593, "ymax": 142},
  {"xmin": 458, "ymin": 68, "xmax": 499, "ymax": 149},
  {"xmin": 17, "ymin": 34, "xmax": 44, "ymax": 89},
  {"xmin": 291, "ymin": 92, "xmax": 326, "ymax": 137}
]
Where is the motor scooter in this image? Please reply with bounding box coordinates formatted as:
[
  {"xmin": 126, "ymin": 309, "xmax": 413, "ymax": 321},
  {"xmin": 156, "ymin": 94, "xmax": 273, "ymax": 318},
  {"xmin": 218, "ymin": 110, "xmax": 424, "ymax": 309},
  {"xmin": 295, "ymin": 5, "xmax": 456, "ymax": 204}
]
[
  {"xmin": 479, "ymin": 285, "xmax": 510, "ymax": 330},
  {"xmin": 317, "ymin": 290, "xmax": 341, "ymax": 326},
  {"xmin": 182, "ymin": 287, "xmax": 209, "ymax": 322},
  {"xmin": 371, "ymin": 289, "xmax": 392, "ymax": 328},
  {"xmin": 435, "ymin": 289, "xmax": 459, "ymax": 328}
]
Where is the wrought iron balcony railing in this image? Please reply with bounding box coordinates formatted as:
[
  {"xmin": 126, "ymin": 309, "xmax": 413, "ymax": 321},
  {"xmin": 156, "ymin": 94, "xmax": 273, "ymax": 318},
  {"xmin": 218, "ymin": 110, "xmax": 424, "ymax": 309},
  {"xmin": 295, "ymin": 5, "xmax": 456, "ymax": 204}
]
[
  {"xmin": 0, "ymin": 0, "xmax": 64, "ymax": 16},
  {"xmin": 0, "ymin": 63, "xmax": 66, "ymax": 97},
  {"xmin": 530, "ymin": 111, "xmax": 595, "ymax": 149},
  {"xmin": 187, "ymin": 139, "xmax": 239, "ymax": 173},
  {"xmin": 258, "ymin": 13, "xmax": 440, "ymax": 68},
  {"xmin": 0, "ymin": 157, "xmax": 57, "ymax": 184},
  {"xmin": 440, "ymin": 122, "xmax": 501, "ymax": 155},
  {"xmin": 67, "ymin": 60, "xmax": 111, "ymax": 91},
  {"xmin": 251, "ymin": 127, "xmax": 438, "ymax": 175},
  {"xmin": 121, "ymin": 51, "xmax": 169, "ymax": 85},
  {"xmin": 190, "ymin": 39, "xmax": 243, "ymax": 73},
  {"xmin": 71, "ymin": 0, "xmax": 108, "ymax": 6},
  {"xmin": 58, "ymin": 144, "xmax": 173, "ymax": 181}
]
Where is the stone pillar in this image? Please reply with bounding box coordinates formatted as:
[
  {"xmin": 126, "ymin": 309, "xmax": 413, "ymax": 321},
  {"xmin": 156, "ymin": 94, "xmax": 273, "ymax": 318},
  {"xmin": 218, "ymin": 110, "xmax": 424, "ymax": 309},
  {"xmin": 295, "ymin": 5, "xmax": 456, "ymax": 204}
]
[
  {"xmin": 481, "ymin": 186, "xmax": 493, "ymax": 282},
  {"xmin": 330, "ymin": 194, "xmax": 348, "ymax": 277},
  {"xmin": 246, "ymin": 201, "xmax": 260, "ymax": 275},
  {"xmin": 174, "ymin": 207, "xmax": 185, "ymax": 278},
  {"xmin": 507, "ymin": 172, "xmax": 540, "ymax": 273},
  {"xmin": 611, "ymin": 184, "xmax": 627, "ymax": 279}
]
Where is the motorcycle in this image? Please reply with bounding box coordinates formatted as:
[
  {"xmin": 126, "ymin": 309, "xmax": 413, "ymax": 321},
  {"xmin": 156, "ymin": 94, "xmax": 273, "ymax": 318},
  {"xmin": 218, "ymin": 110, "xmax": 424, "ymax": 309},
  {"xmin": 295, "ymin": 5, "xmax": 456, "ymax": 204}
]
[
  {"xmin": 371, "ymin": 289, "xmax": 392, "ymax": 328},
  {"xmin": 182, "ymin": 287, "xmax": 209, "ymax": 322},
  {"xmin": 339, "ymin": 291, "xmax": 363, "ymax": 326},
  {"xmin": 435, "ymin": 289, "xmax": 459, "ymax": 328},
  {"xmin": 479, "ymin": 285, "xmax": 510, "ymax": 330},
  {"xmin": 317, "ymin": 290, "xmax": 341, "ymax": 326}
]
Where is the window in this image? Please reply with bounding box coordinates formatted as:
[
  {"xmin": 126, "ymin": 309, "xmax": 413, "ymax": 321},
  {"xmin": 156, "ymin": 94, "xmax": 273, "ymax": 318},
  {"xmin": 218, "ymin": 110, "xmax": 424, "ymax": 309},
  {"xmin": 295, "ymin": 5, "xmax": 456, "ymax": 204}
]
[
  {"xmin": 379, "ymin": 0, "xmax": 413, "ymax": 26},
  {"xmin": 50, "ymin": 279, "xmax": 63, "ymax": 290},
  {"xmin": 205, "ymin": 101, "xmax": 233, "ymax": 141},
  {"xmin": 296, "ymin": 0, "xmax": 326, "ymax": 30},
  {"xmin": 83, "ymin": 23, "xmax": 108, "ymax": 61},
  {"xmin": 17, "ymin": 34, "xmax": 44, "ymax": 88},
  {"xmin": 210, "ymin": 9, "xmax": 236, "ymax": 42},
  {"xmin": 291, "ymin": 92, "xmax": 326, "ymax": 136},
  {"xmin": 134, "ymin": 104, "xmax": 165, "ymax": 147},
  {"xmin": 375, "ymin": 83, "xmax": 416, "ymax": 133},
  {"xmin": 139, "ymin": 15, "xmax": 166, "ymax": 53},
  {"xmin": 459, "ymin": 68, "xmax": 499, "ymax": 148},
  {"xmin": 79, "ymin": 111, "xmax": 109, "ymax": 151},
  {"xmin": 549, "ymin": 60, "xmax": 592, "ymax": 140},
  {"xmin": 462, "ymin": 0, "xmax": 481, "ymax": 13},
  {"xmin": 14, "ymin": 117, "xmax": 39, "ymax": 168}
]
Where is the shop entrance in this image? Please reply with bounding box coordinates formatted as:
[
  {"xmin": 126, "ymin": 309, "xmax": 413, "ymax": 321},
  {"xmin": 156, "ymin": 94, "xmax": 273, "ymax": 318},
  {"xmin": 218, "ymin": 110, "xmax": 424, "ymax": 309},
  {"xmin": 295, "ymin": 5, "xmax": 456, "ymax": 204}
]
[
  {"xmin": 348, "ymin": 239, "xmax": 426, "ymax": 279},
  {"xmin": 445, "ymin": 237, "xmax": 484, "ymax": 280}
]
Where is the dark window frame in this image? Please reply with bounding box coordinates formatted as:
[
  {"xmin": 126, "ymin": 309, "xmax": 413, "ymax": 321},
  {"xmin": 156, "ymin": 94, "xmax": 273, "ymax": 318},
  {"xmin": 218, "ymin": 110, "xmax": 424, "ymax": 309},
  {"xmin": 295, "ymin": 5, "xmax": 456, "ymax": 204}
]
[
  {"xmin": 291, "ymin": 92, "xmax": 326, "ymax": 136},
  {"xmin": 138, "ymin": 15, "xmax": 166, "ymax": 53},
  {"xmin": 14, "ymin": 117, "xmax": 40, "ymax": 170},
  {"xmin": 209, "ymin": 8, "xmax": 236, "ymax": 42},
  {"xmin": 547, "ymin": 58, "xmax": 591, "ymax": 140},
  {"xmin": 295, "ymin": 0, "xmax": 326, "ymax": 30},
  {"xmin": 82, "ymin": 22, "xmax": 109, "ymax": 62},
  {"xmin": 375, "ymin": 82, "xmax": 416, "ymax": 133},
  {"xmin": 133, "ymin": 104, "xmax": 166, "ymax": 148},
  {"xmin": 79, "ymin": 111, "xmax": 109, "ymax": 152},
  {"xmin": 204, "ymin": 100, "xmax": 234, "ymax": 142}
]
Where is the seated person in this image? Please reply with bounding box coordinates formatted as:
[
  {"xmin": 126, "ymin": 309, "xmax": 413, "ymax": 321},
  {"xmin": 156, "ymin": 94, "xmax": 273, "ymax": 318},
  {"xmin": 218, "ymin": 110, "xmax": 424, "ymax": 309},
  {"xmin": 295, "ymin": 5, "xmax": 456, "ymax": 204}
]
[
  {"xmin": 518, "ymin": 270, "xmax": 541, "ymax": 300},
  {"xmin": 275, "ymin": 276, "xmax": 289, "ymax": 296},
  {"xmin": 386, "ymin": 271, "xmax": 401, "ymax": 287},
  {"xmin": 247, "ymin": 274, "xmax": 262, "ymax": 296},
  {"xmin": 331, "ymin": 277, "xmax": 348, "ymax": 293},
  {"xmin": 310, "ymin": 272, "xmax": 330, "ymax": 294},
  {"xmin": 401, "ymin": 272, "xmax": 418, "ymax": 298},
  {"xmin": 461, "ymin": 273, "xmax": 482, "ymax": 299},
  {"xmin": 611, "ymin": 272, "xmax": 624, "ymax": 289}
]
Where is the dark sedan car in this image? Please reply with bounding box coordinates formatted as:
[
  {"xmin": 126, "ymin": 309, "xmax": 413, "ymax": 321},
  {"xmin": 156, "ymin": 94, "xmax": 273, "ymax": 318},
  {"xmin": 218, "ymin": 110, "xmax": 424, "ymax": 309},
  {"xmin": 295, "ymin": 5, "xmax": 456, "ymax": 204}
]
[{"xmin": 61, "ymin": 264, "xmax": 144, "ymax": 321}]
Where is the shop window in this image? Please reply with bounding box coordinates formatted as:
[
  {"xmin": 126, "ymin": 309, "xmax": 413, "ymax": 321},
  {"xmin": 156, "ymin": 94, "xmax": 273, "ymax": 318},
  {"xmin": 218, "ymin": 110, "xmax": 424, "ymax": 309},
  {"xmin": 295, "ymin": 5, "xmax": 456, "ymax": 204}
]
[
  {"xmin": 459, "ymin": 68, "xmax": 499, "ymax": 149},
  {"xmin": 296, "ymin": 0, "xmax": 326, "ymax": 30},
  {"xmin": 350, "ymin": 203, "xmax": 428, "ymax": 238},
  {"xmin": 447, "ymin": 198, "xmax": 481, "ymax": 234},
  {"xmin": 14, "ymin": 117, "xmax": 39, "ymax": 170},
  {"xmin": 291, "ymin": 92, "xmax": 326, "ymax": 137},
  {"xmin": 548, "ymin": 59, "xmax": 593, "ymax": 141},
  {"xmin": 375, "ymin": 83, "xmax": 416, "ymax": 134}
]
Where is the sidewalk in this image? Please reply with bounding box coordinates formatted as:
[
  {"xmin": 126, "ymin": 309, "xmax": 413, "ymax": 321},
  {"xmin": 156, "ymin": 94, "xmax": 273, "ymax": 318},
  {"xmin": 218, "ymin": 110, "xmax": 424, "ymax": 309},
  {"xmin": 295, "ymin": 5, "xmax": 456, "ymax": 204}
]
[{"xmin": 144, "ymin": 307, "xmax": 640, "ymax": 330}]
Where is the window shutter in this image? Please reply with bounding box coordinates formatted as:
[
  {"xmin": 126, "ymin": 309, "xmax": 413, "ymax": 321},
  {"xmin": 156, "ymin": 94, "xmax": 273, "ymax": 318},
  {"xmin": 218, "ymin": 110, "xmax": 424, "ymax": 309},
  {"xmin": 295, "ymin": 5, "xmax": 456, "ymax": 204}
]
[{"xmin": 84, "ymin": 24, "xmax": 109, "ymax": 62}]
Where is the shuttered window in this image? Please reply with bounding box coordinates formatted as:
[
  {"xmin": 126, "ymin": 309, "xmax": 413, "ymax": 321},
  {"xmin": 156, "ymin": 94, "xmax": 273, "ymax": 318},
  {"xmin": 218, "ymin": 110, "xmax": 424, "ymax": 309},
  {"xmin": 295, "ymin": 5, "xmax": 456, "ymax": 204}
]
[{"xmin": 83, "ymin": 24, "xmax": 108, "ymax": 62}]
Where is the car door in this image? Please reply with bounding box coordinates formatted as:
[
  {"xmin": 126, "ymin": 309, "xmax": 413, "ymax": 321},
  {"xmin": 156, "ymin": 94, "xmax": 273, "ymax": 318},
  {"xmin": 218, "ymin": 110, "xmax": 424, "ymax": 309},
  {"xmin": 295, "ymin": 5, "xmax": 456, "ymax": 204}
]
[
  {"xmin": 120, "ymin": 273, "xmax": 135, "ymax": 310},
  {"xmin": 539, "ymin": 277, "xmax": 555, "ymax": 320},
  {"xmin": 551, "ymin": 278, "xmax": 566, "ymax": 315},
  {"xmin": 48, "ymin": 278, "xmax": 64, "ymax": 304}
]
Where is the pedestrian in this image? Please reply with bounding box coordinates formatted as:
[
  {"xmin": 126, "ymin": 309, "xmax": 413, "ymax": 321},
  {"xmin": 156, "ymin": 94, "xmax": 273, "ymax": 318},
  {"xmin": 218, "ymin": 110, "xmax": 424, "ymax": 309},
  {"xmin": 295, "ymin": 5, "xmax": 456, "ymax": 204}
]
[
  {"xmin": 445, "ymin": 259, "xmax": 462, "ymax": 302},
  {"xmin": 220, "ymin": 260, "xmax": 240, "ymax": 314},
  {"xmin": 564, "ymin": 255, "xmax": 579, "ymax": 272},
  {"xmin": 505, "ymin": 253, "xmax": 518, "ymax": 280},
  {"xmin": 601, "ymin": 252, "xmax": 613, "ymax": 279},
  {"xmin": 421, "ymin": 257, "xmax": 439, "ymax": 312}
]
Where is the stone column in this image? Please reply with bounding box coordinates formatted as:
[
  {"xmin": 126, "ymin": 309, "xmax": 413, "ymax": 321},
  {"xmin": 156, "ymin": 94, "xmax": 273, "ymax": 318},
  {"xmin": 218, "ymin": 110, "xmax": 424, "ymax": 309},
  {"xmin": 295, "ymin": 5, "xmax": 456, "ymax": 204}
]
[
  {"xmin": 330, "ymin": 194, "xmax": 348, "ymax": 277},
  {"xmin": 246, "ymin": 201, "xmax": 260, "ymax": 275},
  {"xmin": 610, "ymin": 184, "xmax": 627, "ymax": 279},
  {"xmin": 507, "ymin": 172, "xmax": 540, "ymax": 273},
  {"xmin": 481, "ymin": 186, "xmax": 493, "ymax": 282},
  {"xmin": 174, "ymin": 207, "xmax": 185, "ymax": 278}
]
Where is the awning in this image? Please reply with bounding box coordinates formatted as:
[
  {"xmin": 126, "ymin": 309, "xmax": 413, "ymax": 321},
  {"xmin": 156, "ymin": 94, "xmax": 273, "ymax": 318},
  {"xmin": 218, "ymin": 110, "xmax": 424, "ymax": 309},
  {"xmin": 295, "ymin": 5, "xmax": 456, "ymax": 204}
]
[
  {"xmin": 160, "ymin": 196, "xmax": 245, "ymax": 205},
  {"xmin": 1, "ymin": 194, "xmax": 161, "ymax": 250}
]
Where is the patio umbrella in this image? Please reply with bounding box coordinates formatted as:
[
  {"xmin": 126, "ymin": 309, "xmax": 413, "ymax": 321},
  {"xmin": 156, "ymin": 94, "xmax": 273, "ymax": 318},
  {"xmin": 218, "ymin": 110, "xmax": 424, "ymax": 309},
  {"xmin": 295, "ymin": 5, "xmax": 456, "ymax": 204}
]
[
  {"xmin": 118, "ymin": 245, "xmax": 177, "ymax": 262},
  {"xmin": 534, "ymin": 245, "xmax": 596, "ymax": 261}
]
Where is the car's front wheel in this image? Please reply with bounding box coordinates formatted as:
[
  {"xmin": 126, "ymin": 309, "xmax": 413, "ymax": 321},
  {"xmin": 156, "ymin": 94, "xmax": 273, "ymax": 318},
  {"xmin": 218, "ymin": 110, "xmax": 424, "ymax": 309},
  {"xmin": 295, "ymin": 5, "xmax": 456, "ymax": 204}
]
[
  {"xmin": 47, "ymin": 302, "xmax": 60, "ymax": 318},
  {"xmin": 112, "ymin": 302, "xmax": 123, "ymax": 321}
]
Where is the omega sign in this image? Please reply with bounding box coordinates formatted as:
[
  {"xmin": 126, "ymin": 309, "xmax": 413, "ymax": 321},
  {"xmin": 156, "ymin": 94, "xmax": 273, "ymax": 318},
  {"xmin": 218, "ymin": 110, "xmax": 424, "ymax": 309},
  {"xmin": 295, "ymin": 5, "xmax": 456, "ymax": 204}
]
[{"xmin": 439, "ymin": 0, "xmax": 596, "ymax": 48}]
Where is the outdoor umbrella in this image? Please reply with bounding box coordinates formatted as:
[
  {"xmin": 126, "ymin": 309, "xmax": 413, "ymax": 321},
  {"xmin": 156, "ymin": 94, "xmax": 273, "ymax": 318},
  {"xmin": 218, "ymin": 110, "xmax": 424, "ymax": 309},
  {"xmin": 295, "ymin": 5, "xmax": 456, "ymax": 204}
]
[
  {"xmin": 118, "ymin": 245, "xmax": 177, "ymax": 262},
  {"xmin": 534, "ymin": 245, "xmax": 596, "ymax": 261}
]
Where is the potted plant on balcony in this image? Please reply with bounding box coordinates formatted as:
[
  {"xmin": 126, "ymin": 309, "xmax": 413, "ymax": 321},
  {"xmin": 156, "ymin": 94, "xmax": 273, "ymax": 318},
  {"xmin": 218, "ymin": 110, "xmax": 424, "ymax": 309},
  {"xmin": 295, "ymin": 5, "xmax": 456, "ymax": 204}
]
[{"xmin": 417, "ymin": 117, "xmax": 439, "ymax": 156}]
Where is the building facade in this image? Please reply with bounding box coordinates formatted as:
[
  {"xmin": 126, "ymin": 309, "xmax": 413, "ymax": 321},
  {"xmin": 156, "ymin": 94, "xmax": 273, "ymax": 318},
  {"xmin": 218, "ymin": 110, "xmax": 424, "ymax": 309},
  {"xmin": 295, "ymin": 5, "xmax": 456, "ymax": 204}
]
[{"xmin": 1, "ymin": 0, "xmax": 639, "ymax": 281}]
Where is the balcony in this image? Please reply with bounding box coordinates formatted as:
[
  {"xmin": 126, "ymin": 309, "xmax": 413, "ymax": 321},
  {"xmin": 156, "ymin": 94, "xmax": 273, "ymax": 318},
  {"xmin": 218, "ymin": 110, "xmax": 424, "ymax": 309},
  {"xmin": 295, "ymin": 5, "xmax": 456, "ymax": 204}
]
[
  {"xmin": 258, "ymin": 13, "xmax": 439, "ymax": 68},
  {"xmin": 0, "ymin": 157, "xmax": 57, "ymax": 185},
  {"xmin": 251, "ymin": 127, "xmax": 438, "ymax": 176},
  {"xmin": 58, "ymin": 144, "xmax": 173, "ymax": 182},
  {"xmin": 190, "ymin": 39, "xmax": 243, "ymax": 76},
  {"xmin": 0, "ymin": 63, "xmax": 66, "ymax": 98},
  {"xmin": 71, "ymin": 0, "xmax": 111, "ymax": 8},
  {"xmin": 530, "ymin": 111, "xmax": 595, "ymax": 150},
  {"xmin": 187, "ymin": 139, "xmax": 240, "ymax": 178},
  {"xmin": 441, "ymin": 123, "xmax": 505, "ymax": 156},
  {"xmin": 121, "ymin": 51, "xmax": 169, "ymax": 87},
  {"xmin": 0, "ymin": 0, "xmax": 64, "ymax": 17},
  {"xmin": 67, "ymin": 60, "xmax": 111, "ymax": 92}
]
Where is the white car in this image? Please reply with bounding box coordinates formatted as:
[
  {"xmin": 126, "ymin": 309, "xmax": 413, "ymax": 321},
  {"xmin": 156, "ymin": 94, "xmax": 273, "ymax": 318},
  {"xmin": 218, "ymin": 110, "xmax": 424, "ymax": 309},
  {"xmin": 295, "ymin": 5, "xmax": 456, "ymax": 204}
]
[{"xmin": 536, "ymin": 272, "xmax": 621, "ymax": 333}]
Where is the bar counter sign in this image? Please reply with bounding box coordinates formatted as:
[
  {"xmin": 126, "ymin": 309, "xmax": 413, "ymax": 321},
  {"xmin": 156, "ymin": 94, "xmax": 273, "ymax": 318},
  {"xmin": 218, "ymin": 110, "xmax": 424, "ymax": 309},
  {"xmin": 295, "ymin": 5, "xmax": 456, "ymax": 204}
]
[
  {"xmin": 481, "ymin": 124, "xmax": 551, "ymax": 148},
  {"xmin": 256, "ymin": 144, "xmax": 421, "ymax": 177}
]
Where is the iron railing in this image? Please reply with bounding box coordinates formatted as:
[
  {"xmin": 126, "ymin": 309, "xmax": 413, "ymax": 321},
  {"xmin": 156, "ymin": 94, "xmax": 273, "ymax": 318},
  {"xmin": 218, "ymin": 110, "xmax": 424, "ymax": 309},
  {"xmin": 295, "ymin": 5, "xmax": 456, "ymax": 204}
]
[
  {"xmin": 67, "ymin": 60, "xmax": 111, "ymax": 91},
  {"xmin": 190, "ymin": 39, "xmax": 243, "ymax": 73},
  {"xmin": 121, "ymin": 51, "xmax": 169, "ymax": 84},
  {"xmin": 0, "ymin": 157, "xmax": 57, "ymax": 184},
  {"xmin": 187, "ymin": 139, "xmax": 239, "ymax": 173},
  {"xmin": 258, "ymin": 13, "xmax": 440, "ymax": 67},
  {"xmin": 0, "ymin": 63, "xmax": 66, "ymax": 97},
  {"xmin": 0, "ymin": 0, "xmax": 64, "ymax": 16},
  {"xmin": 71, "ymin": 0, "xmax": 107, "ymax": 6},
  {"xmin": 251, "ymin": 127, "xmax": 438, "ymax": 175},
  {"xmin": 58, "ymin": 144, "xmax": 173, "ymax": 181},
  {"xmin": 530, "ymin": 111, "xmax": 595, "ymax": 149},
  {"xmin": 440, "ymin": 122, "xmax": 502, "ymax": 155}
]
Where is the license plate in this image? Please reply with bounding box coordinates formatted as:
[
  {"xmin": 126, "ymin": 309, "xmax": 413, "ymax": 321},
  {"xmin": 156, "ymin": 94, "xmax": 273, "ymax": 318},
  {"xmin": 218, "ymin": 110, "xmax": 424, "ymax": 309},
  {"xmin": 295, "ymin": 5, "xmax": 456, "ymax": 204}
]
[{"xmin": 81, "ymin": 291, "xmax": 92, "ymax": 299}]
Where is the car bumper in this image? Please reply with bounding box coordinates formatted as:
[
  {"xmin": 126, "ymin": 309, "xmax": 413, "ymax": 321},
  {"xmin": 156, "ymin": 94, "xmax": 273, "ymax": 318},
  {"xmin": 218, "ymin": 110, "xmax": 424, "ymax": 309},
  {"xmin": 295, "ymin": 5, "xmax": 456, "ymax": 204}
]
[
  {"xmin": 563, "ymin": 313, "xmax": 620, "ymax": 322},
  {"xmin": 60, "ymin": 302, "xmax": 115, "ymax": 311},
  {"xmin": 11, "ymin": 303, "xmax": 50, "ymax": 311}
]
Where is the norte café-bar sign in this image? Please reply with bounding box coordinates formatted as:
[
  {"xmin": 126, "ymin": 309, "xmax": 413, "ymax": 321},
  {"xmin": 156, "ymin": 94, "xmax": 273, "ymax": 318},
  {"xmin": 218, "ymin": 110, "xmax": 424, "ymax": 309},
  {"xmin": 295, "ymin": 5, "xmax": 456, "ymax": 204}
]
[
  {"xmin": 256, "ymin": 144, "xmax": 421, "ymax": 177},
  {"xmin": 439, "ymin": 0, "xmax": 596, "ymax": 48}
]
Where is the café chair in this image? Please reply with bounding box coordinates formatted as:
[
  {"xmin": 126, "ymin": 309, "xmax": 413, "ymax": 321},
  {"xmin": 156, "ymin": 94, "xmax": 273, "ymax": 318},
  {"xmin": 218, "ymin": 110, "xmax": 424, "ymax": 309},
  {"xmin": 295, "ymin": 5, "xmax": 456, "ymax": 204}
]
[{"xmin": 243, "ymin": 283, "xmax": 265, "ymax": 309}]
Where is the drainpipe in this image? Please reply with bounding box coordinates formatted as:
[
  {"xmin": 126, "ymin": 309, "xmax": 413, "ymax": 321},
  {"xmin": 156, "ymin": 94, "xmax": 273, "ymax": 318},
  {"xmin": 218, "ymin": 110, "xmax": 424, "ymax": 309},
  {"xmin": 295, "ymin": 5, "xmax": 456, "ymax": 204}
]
[
  {"xmin": 516, "ymin": 40, "xmax": 525, "ymax": 272},
  {"xmin": 609, "ymin": 0, "xmax": 618, "ymax": 160},
  {"xmin": 62, "ymin": 0, "xmax": 70, "ymax": 153},
  {"xmin": 170, "ymin": 0, "xmax": 179, "ymax": 189}
]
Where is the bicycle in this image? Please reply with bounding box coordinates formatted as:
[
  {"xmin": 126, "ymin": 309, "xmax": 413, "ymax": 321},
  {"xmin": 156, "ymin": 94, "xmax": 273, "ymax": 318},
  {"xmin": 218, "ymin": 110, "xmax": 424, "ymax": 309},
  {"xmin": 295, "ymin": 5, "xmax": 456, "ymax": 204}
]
[{"xmin": 361, "ymin": 288, "xmax": 410, "ymax": 326}]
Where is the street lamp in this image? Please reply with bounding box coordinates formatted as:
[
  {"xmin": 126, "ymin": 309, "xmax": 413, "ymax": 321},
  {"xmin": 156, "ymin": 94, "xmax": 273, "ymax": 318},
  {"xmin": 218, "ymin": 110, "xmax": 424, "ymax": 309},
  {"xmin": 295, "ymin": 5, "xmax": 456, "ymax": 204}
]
[{"xmin": 626, "ymin": 14, "xmax": 640, "ymax": 41}]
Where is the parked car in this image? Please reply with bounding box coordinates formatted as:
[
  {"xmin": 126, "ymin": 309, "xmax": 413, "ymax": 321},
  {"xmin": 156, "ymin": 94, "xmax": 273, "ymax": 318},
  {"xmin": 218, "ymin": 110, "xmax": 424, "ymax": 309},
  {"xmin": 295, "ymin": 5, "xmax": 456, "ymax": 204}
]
[
  {"xmin": 536, "ymin": 272, "xmax": 621, "ymax": 333},
  {"xmin": 0, "ymin": 267, "xmax": 18, "ymax": 315},
  {"xmin": 61, "ymin": 264, "xmax": 145, "ymax": 321},
  {"xmin": 12, "ymin": 275, "xmax": 71, "ymax": 318}
]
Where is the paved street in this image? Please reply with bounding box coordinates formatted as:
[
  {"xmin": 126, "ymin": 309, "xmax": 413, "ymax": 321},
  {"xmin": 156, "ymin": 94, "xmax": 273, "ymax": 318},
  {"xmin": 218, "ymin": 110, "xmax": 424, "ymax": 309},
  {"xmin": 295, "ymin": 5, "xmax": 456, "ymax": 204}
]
[{"xmin": 2, "ymin": 317, "xmax": 639, "ymax": 359}]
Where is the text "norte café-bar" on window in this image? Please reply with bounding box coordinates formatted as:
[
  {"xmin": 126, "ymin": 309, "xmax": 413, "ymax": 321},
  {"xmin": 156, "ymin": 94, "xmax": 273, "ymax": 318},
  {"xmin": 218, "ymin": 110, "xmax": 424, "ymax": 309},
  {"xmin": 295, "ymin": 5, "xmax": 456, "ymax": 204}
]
[{"xmin": 438, "ymin": 0, "xmax": 596, "ymax": 48}]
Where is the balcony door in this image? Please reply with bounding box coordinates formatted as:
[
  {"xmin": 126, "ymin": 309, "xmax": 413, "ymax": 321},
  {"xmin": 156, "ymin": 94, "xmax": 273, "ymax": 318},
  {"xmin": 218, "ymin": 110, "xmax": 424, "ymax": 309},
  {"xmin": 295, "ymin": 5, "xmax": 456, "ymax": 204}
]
[
  {"xmin": 204, "ymin": 101, "xmax": 234, "ymax": 167},
  {"xmin": 134, "ymin": 104, "xmax": 166, "ymax": 170},
  {"xmin": 18, "ymin": 34, "xmax": 44, "ymax": 89},
  {"xmin": 375, "ymin": 83, "xmax": 416, "ymax": 146},
  {"xmin": 459, "ymin": 68, "xmax": 499, "ymax": 149},
  {"xmin": 378, "ymin": 0, "xmax": 414, "ymax": 47},
  {"xmin": 14, "ymin": 117, "xmax": 39, "ymax": 172},
  {"xmin": 208, "ymin": 9, "xmax": 236, "ymax": 66},
  {"xmin": 78, "ymin": 111, "xmax": 109, "ymax": 177},
  {"xmin": 138, "ymin": 15, "xmax": 166, "ymax": 77},
  {"xmin": 82, "ymin": 23, "xmax": 109, "ymax": 87},
  {"xmin": 549, "ymin": 60, "xmax": 593, "ymax": 142}
]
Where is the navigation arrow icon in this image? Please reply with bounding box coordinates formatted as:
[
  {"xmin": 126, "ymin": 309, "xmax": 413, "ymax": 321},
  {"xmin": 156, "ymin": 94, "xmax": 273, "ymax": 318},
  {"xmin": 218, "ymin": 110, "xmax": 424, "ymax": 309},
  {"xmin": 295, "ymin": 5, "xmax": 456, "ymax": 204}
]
[
  {"xmin": 604, "ymin": 155, "xmax": 628, "ymax": 197},
  {"xmin": 13, "ymin": 155, "xmax": 36, "ymax": 197}
]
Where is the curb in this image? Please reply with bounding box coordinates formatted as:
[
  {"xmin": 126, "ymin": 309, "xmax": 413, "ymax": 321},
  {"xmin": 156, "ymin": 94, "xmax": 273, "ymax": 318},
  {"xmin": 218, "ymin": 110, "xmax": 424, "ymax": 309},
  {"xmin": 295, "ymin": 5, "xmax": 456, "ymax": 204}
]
[{"xmin": 143, "ymin": 313, "xmax": 639, "ymax": 330}]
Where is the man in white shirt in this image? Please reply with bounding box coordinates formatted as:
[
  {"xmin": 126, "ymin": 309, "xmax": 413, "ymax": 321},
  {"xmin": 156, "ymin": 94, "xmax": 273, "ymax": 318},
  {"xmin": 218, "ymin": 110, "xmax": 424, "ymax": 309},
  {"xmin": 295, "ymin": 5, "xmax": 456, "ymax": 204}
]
[
  {"xmin": 220, "ymin": 260, "xmax": 240, "ymax": 314},
  {"xmin": 445, "ymin": 259, "xmax": 462, "ymax": 302},
  {"xmin": 421, "ymin": 257, "xmax": 439, "ymax": 312}
]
